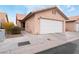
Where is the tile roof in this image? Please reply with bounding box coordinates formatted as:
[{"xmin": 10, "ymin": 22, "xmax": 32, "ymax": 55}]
[
  {"xmin": 66, "ymin": 16, "xmax": 79, "ymax": 22},
  {"xmin": 68, "ymin": 16, "xmax": 79, "ymax": 20},
  {"xmin": 16, "ymin": 14, "xmax": 26, "ymax": 20}
]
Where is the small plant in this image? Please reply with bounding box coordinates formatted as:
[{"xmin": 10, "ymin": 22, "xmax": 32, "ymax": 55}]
[{"xmin": 10, "ymin": 26, "xmax": 21, "ymax": 34}]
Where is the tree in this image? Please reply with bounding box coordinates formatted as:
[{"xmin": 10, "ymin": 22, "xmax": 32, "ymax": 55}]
[{"xmin": 2, "ymin": 22, "xmax": 14, "ymax": 34}]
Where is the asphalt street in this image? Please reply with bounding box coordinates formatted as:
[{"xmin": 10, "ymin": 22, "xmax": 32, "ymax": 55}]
[{"xmin": 37, "ymin": 39, "xmax": 79, "ymax": 54}]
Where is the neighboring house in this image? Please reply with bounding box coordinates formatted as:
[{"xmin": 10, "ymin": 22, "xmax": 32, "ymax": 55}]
[
  {"xmin": 0, "ymin": 12, "xmax": 8, "ymax": 23},
  {"xmin": 17, "ymin": 6, "xmax": 69, "ymax": 34},
  {"xmin": 66, "ymin": 16, "xmax": 79, "ymax": 32},
  {"xmin": 0, "ymin": 12, "xmax": 8, "ymax": 28},
  {"xmin": 16, "ymin": 14, "xmax": 26, "ymax": 29}
]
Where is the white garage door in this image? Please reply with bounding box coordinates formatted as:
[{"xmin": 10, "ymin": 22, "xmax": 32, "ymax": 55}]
[
  {"xmin": 76, "ymin": 24, "xmax": 79, "ymax": 31},
  {"xmin": 40, "ymin": 19, "xmax": 63, "ymax": 34}
]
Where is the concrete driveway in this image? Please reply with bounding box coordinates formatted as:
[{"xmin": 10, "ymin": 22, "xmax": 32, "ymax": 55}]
[{"xmin": 0, "ymin": 32, "xmax": 79, "ymax": 54}]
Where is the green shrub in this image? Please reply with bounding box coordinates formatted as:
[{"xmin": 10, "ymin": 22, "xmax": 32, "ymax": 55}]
[{"xmin": 10, "ymin": 26, "xmax": 21, "ymax": 34}]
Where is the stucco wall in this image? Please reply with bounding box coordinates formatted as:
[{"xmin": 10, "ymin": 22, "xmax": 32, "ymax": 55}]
[
  {"xmin": 0, "ymin": 29, "xmax": 5, "ymax": 42},
  {"xmin": 16, "ymin": 21, "xmax": 21, "ymax": 28},
  {"xmin": 76, "ymin": 20, "xmax": 79, "ymax": 23},
  {"xmin": 66, "ymin": 22, "xmax": 76, "ymax": 32},
  {"xmin": 25, "ymin": 15, "xmax": 35, "ymax": 34},
  {"xmin": 33, "ymin": 8, "xmax": 66, "ymax": 34},
  {"xmin": 0, "ymin": 13, "xmax": 8, "ymax": 23}
]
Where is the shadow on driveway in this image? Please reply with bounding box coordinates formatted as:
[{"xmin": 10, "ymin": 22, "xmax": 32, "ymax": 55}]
[{"xmin": 36, "ymin": 43, "xmax": 77, "ymax": 54}]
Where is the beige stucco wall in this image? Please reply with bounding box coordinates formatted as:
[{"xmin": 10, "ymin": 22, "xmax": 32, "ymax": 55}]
[
  {"xmin": 33, "ymin": 9, "xmax": 66, "ymax": 34},
  {"xmin": 25, "ymin": 15, "xmax": 35, "ymax": 34},
  {"xmin": 76, "ymin": 20, "xmax": 79, "ymax": 23},
  {"xmin": 66, "ymin": 20, "xmax": 79, "ymax": 32},
  {"xmin": 16, "ymin": 21, "xmax": 21, "ymax": 28},
  {"xmin": 0, "ymin": 13, "xmax": 8, "ymax": 22},
  {"xmin": 66, "ymin": 22, "xmax": 76, "ymax": 32}
]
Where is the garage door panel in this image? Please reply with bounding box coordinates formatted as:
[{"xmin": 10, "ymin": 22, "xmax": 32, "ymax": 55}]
[
  {"xmin": 40, "ymin": 19, "xmax": 63, "ymax": 34},
  {"xmin": 57, "ymin": 22, "xmax": 63, "ymax": 32}
]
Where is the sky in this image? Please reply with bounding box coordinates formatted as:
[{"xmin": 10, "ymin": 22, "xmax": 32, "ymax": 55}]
[{"xmin": 0, "ymin": 5, "xmax": 79, "ymax": 24}]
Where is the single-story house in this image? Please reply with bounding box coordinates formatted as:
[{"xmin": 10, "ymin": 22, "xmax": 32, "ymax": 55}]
[
  {"xmin": 0, "ymin": 12, "xmax": 9, "ymax": 28},
  {"xmin": 16, "ymin": 14, "xmax": 26, "ymax": 29},
  {"xmin": 66, "ymin": 16, "xmax": 79, "ymax": 32},
  {"xmin": 0, "ymin": 12, "xmax": 8, "ymax": 23},
  {"xmin": 16, "ymin": 6, "xmax": 69, "ymax": 34}
]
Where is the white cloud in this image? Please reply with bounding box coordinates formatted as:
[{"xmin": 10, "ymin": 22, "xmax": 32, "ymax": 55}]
[
  {"xmin": 69, "ymin": 7, "xmax": 75, "ymax": 12},
  {"xmin": 66, "ymin": 5, "xmax": 75, "ymax": 12},
  {"xmin": 66, "ymin": 5, "xmax": 71, "ymax": 8}
]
